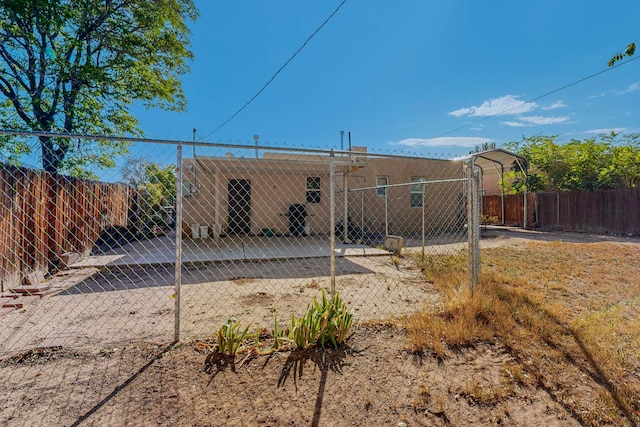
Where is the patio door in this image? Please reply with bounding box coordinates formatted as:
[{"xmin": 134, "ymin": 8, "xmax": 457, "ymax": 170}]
[{"xmin": 228, "ymin": 179, "xmax": 252, "ymax": 234}]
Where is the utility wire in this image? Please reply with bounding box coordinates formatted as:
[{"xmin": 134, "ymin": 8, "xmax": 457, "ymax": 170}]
[
  {"xmin": 201, "ymin": 0, "xmax": 348, "ymax": 140},
  {"xmin": 431, "ymin": 54, "xmax": 640, "ymax": 140}
]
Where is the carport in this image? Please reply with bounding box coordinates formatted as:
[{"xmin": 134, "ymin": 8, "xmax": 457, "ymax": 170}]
[{"xmin": 457, "ymin": 148, "xmax": 528, "ymax": 227}]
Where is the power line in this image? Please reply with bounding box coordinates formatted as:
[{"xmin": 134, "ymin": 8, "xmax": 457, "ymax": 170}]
[
  {"xmin": 200, "ymin": 0, "xmax": 349, "ymax": 140},
  {"xmin": 431, "ymin": 54, "xmax": 640, "ymax": 140}
]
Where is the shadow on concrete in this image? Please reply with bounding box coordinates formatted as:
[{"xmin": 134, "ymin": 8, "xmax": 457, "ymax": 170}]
[{"xmin": 60, "ymin": 257, "xmax": 374, "ymax": 295}]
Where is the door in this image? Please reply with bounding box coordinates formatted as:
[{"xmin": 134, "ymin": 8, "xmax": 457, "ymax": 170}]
[{"xmin": 228, "ymin": 179, "xmax": 251, "ymax": 234}]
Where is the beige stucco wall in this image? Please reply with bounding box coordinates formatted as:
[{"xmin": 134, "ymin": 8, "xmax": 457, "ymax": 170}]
[
  {"xmin": 344, "ymin": 157, "xmax": 465, "ymax": 236},
  {"xmin": 181, "ymin": 154, "xmax": 465, "ymax": 238}
]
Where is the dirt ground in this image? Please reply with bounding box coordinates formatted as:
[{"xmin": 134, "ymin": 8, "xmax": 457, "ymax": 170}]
[{"xmin": 1, "ymin": 228, "xmax": 638, "ymax": 426}]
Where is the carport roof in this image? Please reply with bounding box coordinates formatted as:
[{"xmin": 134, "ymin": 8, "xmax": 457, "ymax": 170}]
[{"xmin": 456, "ymin": 148, "xmax": 527, "ymax": 177}]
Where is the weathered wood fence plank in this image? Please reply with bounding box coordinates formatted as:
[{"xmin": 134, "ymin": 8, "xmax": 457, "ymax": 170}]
[{"xmin": 1, "ymin": 165, "xmax": 137, "ymax": 291}]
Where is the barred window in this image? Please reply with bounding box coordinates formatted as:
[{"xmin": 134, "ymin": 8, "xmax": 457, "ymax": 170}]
[
  {"xmin": 306, "ymin": 177, "xmax": 321, "ymax": 203},
  {"xmin": 410, "ymin": 177, "xmax": 425, "ymax": 207},
  {"xmin": 376, "ymin": 176, "xmax": 388, "ymax": 197}
]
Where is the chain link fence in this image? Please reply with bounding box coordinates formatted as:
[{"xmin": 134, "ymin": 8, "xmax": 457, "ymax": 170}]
[{"xmin": 0, "ymin": 133, "xmax": 481, "ymax": 425}]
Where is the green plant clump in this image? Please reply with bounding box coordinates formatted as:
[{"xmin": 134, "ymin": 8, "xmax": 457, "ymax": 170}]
[
  {"xmin": 216, "ymin": 318, "xmax": 250, "ymax": 357},
  {"xmin": 289, "ymin": 290, "xmax": 353, "ymax": 349}
]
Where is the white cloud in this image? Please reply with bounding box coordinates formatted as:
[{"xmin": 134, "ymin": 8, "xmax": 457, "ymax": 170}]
[
  {"xmin": 584, "ymin": 127, "xmax": 627, "ymax": 135},
  {"xmin": 623, "ymin": 82, "xmax": 640, "ymax": 94},
  {"xmin": 590, "ymin": 82, "xmax": 640, "ymax": 98},
  {"xmin": 449, "ymin": 107, "xmax": 473, "ymax": 117},
  {"xmin": 391, "ymin": 137, "xmax": 492, "ymax": 148},
  {"xmin": 501, "ymin": 116, "xmax": 568, "ymax": 127},
  {"xmin": 519, "ymin": 115, "xmax": 569, "ymax": 125},
  {"xmin": 501, "ymin": 121, "xmax": 528, "ymax": 127},
  {"xmin": 542, "ymin": 100, "xmax": 567, "ymax": 110},
  {"xmin": 449, "ymin": 95, "xmax": 537, "ymax": 118}
]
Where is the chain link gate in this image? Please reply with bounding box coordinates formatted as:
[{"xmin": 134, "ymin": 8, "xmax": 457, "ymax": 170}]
[{"xmin": 0, "ymin": 131, "xmax": 480, "ymax": 424}]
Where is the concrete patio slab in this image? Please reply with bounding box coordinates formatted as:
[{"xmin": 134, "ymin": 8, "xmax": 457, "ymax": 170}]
[{"xmin": 71, "ymin": 233, "xmax": 390, "ymax": 268}]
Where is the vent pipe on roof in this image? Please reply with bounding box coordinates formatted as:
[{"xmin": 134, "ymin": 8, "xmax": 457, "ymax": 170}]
[
  {"xmin": 253, "ymin": 134, "xmax": 259, "ymax": 159},
  {"xmin": 340, "ymin": 130, "xmax": 344, "ymax": 151},
  {"xmin": 348, "ymin": 131, "xmax": 352, "ymax": 151}
]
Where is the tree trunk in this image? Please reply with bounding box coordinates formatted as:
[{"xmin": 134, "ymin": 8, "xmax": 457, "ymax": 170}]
[{"xmin": 40, "ymin": 136, "xmax": 66, "ymax": 174}]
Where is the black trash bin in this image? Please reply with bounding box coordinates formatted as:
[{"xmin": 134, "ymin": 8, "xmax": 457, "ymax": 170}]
[{"xmin": 288, "ymin": 204, "xmax": 307, "ymax": 236}]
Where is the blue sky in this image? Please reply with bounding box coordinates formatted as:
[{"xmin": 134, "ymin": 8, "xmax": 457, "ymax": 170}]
[{"xmin": 131, "ymin": 1, "xmax": 640, "ymax": 158}]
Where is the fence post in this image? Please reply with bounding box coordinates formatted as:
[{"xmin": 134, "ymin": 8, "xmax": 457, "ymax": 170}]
[
  {"xmin": 421, "ymin": 182, "xmax": 425, "ymax": 258},
  {"xmin": 523, "ymin": 188, "xmax": 528, "ymax": 229},
  {"xmin": 556, "ymin": 191, "xmax": 560, "ymax": 230},
  {"xmin": 473, "ymin": 168, "xmax": 481, "ymax": 285},
  {"xmin": 329, "ymin": 150, "xmax": 336, "ymax": 294},
  {"xmin": 174, "ymin": 144, "xmax": 183, "ymax": 343},
  {"xmin": 467, "ymin": 158, "xmax": 480, "ymax": 293}
]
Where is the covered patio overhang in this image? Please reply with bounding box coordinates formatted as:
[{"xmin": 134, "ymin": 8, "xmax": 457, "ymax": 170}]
[{"xmin": 456, "ymin": 148, "xmax": 529, "ymax": 227}]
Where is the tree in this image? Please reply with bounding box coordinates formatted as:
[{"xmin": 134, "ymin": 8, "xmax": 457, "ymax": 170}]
[
  {"xmin": 0, "ymin": 0, "xmax": 198, "ymax": 174},
  {"xmin": 121, "ymin": 157, "xmax": 176, "ymax": 229},
  {"xmin": 600, "ymin": 133, "xmax": 640, "ymax": 189},
  {"xmin": 504, "ymin": 133, "xmax": 640, "ymax": 193}
]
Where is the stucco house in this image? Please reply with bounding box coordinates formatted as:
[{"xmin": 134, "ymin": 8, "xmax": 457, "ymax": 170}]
[{"xmin": 181, "ymin": 147, "xmax": 465, "ymax": 240}]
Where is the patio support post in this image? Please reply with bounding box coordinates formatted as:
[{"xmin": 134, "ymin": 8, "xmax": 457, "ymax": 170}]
[
  {"xmin": 361, "ymin": 190, "xmax": 364, "ymax": 242},
  {"xmin": 174, "ymin": 144, "xmax": 183, "ymax": 343},
  {"xmin": 329, "ymin": 150, "xmax": 336, "ymax": 294},
  {"xmin": 343, "ymin": 172, "xmax": 349, "ymax": 243},
  {"xmin": 213, "ymin": 163, "xmax": 221, "ymax": 244},
  {"xmin": 385, "ymin": 188, "xmax": 389, "ymax": 236}
]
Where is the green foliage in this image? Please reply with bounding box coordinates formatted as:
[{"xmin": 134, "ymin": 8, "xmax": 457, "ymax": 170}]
[
  {"xmin": 121, "ymin": 158, "xmax": 176, "ymax": 228},
  {"xmin": 503, "ymin": 133, "xmax": 640, "ymax": 193},
  {"xmin": 289, "ymin": 290, "xmax": 353, "ymax": 349},
  {"xmin": 216, "ymin": 318, "xmax": 250, "ymax": 358},
  {"xmin": 469, "ymin": 141, "xmax": 497, "ymax": 154},
  {"xmin": 272, "ymin": 314, "xmax": 285, "ymax": 349},
  {"xmin": 608, "ymin": 42, "xmax": 636, "ymax": 67},
  {"xmin": 0, "ymin": 0, "xmax": 198, "ymax": 174}
]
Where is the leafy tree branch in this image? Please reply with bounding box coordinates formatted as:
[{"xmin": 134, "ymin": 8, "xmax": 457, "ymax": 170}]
[{"xmin": 0, "ymin": 0, "xmax": 198, "ymax": 174}]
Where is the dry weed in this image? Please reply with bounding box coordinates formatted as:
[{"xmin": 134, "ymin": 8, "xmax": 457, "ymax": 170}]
[{"xmin": 406, "ymin": 242, "xmax": 640, "ymax": 426}]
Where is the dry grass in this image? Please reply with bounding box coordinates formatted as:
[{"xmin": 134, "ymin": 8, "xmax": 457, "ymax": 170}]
[{"xmin": 406, "ymin": 241, "xmax": 640, "ymax": 426}]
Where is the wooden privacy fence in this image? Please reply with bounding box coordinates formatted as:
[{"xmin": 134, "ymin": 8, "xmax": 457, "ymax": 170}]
[
  {"xmin": 483, "ymin": 189, "xmax": 640, "ymax": 236},
  {"xmin": 0, "ymin": 164, "xmax": 137, "ymax": 291},
  {"xmin": 482, "ymin": 193, "xmax": 535, "ymax": 227}
]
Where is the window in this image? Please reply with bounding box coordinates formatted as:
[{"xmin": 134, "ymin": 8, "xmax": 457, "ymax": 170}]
[
  {"xmin": 410, "ymin": 177, "xmax": 425, "ymax": 207},
  {"xmin": 376, "ymin": 176, "xmax": 388, "ymax": 197},
  {"xmin": 306, "ymin": 177, "xmax": 321, "ymax": 203}
]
